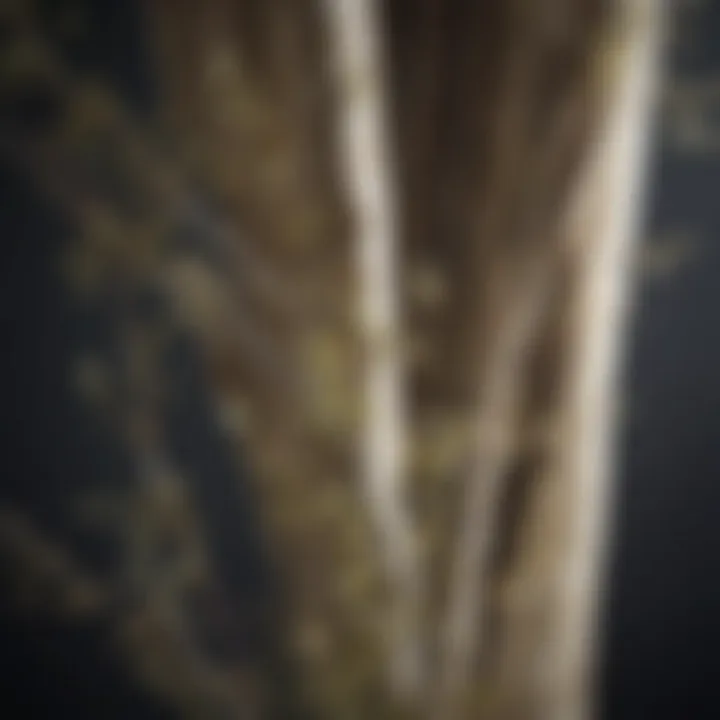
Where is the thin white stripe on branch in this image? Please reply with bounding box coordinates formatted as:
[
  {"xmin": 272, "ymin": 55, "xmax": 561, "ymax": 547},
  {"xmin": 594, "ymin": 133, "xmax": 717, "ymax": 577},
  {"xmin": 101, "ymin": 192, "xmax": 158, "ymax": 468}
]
[
  {"xmin": 546, "ymin": 3, "xmax": 664, "ymax": 718},
  {"xmin": 320, "ymin": 0, "xmax": 423, "ymax": 698},
  {"xmin": 434, "ymin": 257, "xmax": 556, "ymax": 719}
]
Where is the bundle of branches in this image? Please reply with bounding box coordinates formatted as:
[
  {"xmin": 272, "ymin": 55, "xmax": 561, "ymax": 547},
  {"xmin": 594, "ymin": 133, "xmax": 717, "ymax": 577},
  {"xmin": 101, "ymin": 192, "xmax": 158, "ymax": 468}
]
[{"xmin": 0, "ymin": 1, "xmax": 663, "ymax": 718}]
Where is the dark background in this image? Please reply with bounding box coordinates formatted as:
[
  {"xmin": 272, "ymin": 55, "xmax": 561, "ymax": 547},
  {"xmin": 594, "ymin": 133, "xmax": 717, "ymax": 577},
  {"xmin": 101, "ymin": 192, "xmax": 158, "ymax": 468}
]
[{"xmin": 2, "ymin": 1, "xmax": 720, "ymax": 717}]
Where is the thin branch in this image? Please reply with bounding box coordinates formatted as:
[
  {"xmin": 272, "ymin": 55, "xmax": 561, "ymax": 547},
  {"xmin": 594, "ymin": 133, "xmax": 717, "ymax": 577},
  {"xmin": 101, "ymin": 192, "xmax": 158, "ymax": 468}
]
[
  {"xmin": 543, "ymin": 4, "xmax": 664, "ymax": 717},
  {"xmin": 433, "ymin": 254, "xmax": 557, "ymax": 719},
  {"xmin": 320, "ymin": 0, "xmax": 422, "ymax": 699}
]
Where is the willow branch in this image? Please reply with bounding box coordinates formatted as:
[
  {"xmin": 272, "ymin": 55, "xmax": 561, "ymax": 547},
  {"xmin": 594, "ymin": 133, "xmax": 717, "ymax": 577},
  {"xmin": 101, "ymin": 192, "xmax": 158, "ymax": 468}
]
[
  {"xmin": 544, "ymin": 4, "xmax": 664, "ymax": 718},
  {"xmin": 320, "ymin": 0, "xmax": 422, "ymax": 698}
]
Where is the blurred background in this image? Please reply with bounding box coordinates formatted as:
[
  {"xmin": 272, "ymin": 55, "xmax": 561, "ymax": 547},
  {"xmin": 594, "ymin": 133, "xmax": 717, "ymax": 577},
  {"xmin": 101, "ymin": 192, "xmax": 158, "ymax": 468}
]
[{"xmin": 1, "ymin": 1, "xmax": 720, "ymax": 718}]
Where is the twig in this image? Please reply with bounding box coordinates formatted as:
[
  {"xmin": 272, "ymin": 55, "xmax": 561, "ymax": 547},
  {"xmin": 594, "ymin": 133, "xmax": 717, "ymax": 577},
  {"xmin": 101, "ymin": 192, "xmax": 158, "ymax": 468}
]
[{"xmin": 320, "ymin": 0, "xmax": 423, "ymax": 699}]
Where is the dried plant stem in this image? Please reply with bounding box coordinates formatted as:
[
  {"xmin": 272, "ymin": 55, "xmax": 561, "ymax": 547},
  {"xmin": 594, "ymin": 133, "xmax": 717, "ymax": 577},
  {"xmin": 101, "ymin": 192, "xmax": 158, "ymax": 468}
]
[
  {"xmin": 320, "ymin": 0, "xmax": 422, "ymax": 699},
  {"xmin": 433, "ymin": 256, "xmax": 557, "ymax": 720},
  {"xmin": 545, "ymin": 4, "xmax": 664, "ymax": 718}
]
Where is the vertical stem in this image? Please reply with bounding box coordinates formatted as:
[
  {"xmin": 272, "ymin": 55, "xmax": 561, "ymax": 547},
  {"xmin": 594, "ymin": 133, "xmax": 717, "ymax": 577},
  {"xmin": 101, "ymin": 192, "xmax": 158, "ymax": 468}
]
[
  {"xmin": 320, "ymin": 0, "xmax": 422, "ymax": 699},
  {"xmin": 548, "ymin": 3, "xmax": 664, "ymax": 718},
  {"xmin": 434, "ymin": 255, "xmax": 556, "ymax": 719}
]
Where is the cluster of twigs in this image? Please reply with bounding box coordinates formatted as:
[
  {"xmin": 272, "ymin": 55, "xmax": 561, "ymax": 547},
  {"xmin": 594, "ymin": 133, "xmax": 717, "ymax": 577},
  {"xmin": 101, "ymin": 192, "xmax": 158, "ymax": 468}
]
[{"xmin": 0, "ymin": 1, "xmax": 666, "ymax": 719}]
